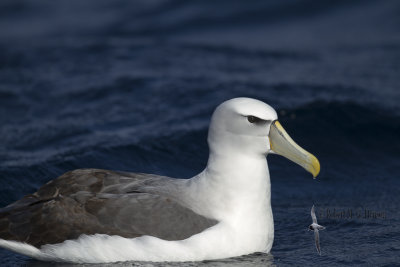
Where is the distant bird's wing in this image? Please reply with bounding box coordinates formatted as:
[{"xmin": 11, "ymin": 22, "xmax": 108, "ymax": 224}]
[
  {"xmin": 314, "ymin": 229, "xmax": 321, "ymax": 255},
  {"xmin": 0, "ymin": 169, "xmax": 217, "ymax": 248},
  {"xmin": 311, "ymin": 205, "xmax": 318, "ymax": 224}
]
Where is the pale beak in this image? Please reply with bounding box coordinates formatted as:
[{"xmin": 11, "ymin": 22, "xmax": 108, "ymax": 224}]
[{"xmin": 269, "ymin": 121, "xmax": 320, "ymax": 178}]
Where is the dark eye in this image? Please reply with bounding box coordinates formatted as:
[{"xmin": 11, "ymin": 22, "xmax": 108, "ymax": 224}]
[{"xmin": 247, "ymin": 115, "xmax": 263, "ymax": 123}]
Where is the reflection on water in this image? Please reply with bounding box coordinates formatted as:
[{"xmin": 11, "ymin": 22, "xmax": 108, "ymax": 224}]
[{"xmin": 27, "ymin": 253, "xmax": 276, "ymax": 267}]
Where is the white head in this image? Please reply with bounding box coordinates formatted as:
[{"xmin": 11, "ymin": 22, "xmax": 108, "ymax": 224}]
[
  {"xmin": 208, "ymin": 97, "xmax": 320, "ymax": 177},
  {"xmin": 208, "ymin": 98, "xmax": 277, "ymax": 157}
]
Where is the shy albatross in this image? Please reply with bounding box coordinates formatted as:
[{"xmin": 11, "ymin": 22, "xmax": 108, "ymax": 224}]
[{"xmin": 0, "ymin": 97, "xmax": 320, "ymax": 263}]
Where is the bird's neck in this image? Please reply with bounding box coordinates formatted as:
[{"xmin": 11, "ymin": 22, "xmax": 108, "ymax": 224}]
[
  {"xmin": 206, "ymin": 151, "xmax": 269, "ymax": 192},
  {"xmin": 189, "ymin": 150, "xmax": 272, "ymax": 222}
]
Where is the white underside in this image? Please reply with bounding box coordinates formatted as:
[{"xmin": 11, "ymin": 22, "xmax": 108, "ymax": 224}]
[
  {"xmin": 0, "ymin": 154, "xmax": 275, "ymax": 263},
  {"xmin": 0, "ymin": 156, "xmax": 275, "ymax": 263},
  {"xmin": 0, "ymin": 220, "xmax": 273, "ymax": 263}
]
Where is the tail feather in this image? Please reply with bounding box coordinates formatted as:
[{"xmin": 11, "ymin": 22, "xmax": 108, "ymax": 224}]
[{"xmin": 0, "ymin": 239, "xmax": 48, "ymax": 260}]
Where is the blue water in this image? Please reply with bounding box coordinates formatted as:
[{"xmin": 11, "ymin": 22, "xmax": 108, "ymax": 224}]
[{"xmin": 0, "ymin": 0, "xmax": 400, "ymax": 266}]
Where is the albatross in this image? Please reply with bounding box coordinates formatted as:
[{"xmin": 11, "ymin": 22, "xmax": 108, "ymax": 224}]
[{"xmin": 0, "ymin": 97, "xmax": 320, "ymax": 263}]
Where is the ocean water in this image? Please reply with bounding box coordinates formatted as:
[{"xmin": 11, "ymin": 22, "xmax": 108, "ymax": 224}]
[{"xmin": 0, "ymin": 0, "xmax": 399, "ymax": 266}]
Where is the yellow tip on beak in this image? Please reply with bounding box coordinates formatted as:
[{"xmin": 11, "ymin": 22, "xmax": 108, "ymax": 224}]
[
  {"xmin": 309, "ymin": 153, "xmax": 320, "ymax": 178},
  {"xmin": 269, "ymin": 121, "xmax": 320, "ymax": 178}
]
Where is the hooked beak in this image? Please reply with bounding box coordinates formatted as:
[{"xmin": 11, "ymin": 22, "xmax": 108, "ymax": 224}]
[{"xmin": 269, "ymin": 121, "xmax": 320, "ymax": 178}]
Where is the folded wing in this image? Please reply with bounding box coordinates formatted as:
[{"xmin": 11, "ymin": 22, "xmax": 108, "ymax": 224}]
[{"xmin": 0, "ymin": 169, "xmax": 217, "ymax": 248}]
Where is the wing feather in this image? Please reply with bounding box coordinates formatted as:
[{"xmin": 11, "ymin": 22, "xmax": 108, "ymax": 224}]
[
  {"xmin": 0, "ymin": 169, "xmax": 217, "ymax": 248},
  {"xmin": 311, "ymin": 205, "xmax": 317, "ymax": 224},
  {"xmin": 314, "ymin": 229, "xmax": 321, "ymax": 254}
]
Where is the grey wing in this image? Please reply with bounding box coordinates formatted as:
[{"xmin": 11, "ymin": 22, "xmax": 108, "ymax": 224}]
[
  {"xmin": 314, "ymin": 229, "xmax": 321, "ymax": 255},
  {"xmin": 311, "ymin": 205, "xmax": 317, "ymax": 224},
  {"xmin": 0, "ymin": 169, "xmax": 217, "ymax": 248}
]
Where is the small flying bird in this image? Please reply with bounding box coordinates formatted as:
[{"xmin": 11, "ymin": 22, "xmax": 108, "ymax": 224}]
[{"xmin": 309, "ymin": 205, "xmax": 325, "ymax": 255}]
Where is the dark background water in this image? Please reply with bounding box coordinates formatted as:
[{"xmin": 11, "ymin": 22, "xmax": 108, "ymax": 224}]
[{"xmin": 0, "ymin": 0, "xmax": 399, "ymax": 266}]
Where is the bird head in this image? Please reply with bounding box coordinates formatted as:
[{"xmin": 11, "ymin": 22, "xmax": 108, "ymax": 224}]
[{"xmin": 208, "ymin": 97, "xmax": 320, "ymax": 178}]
